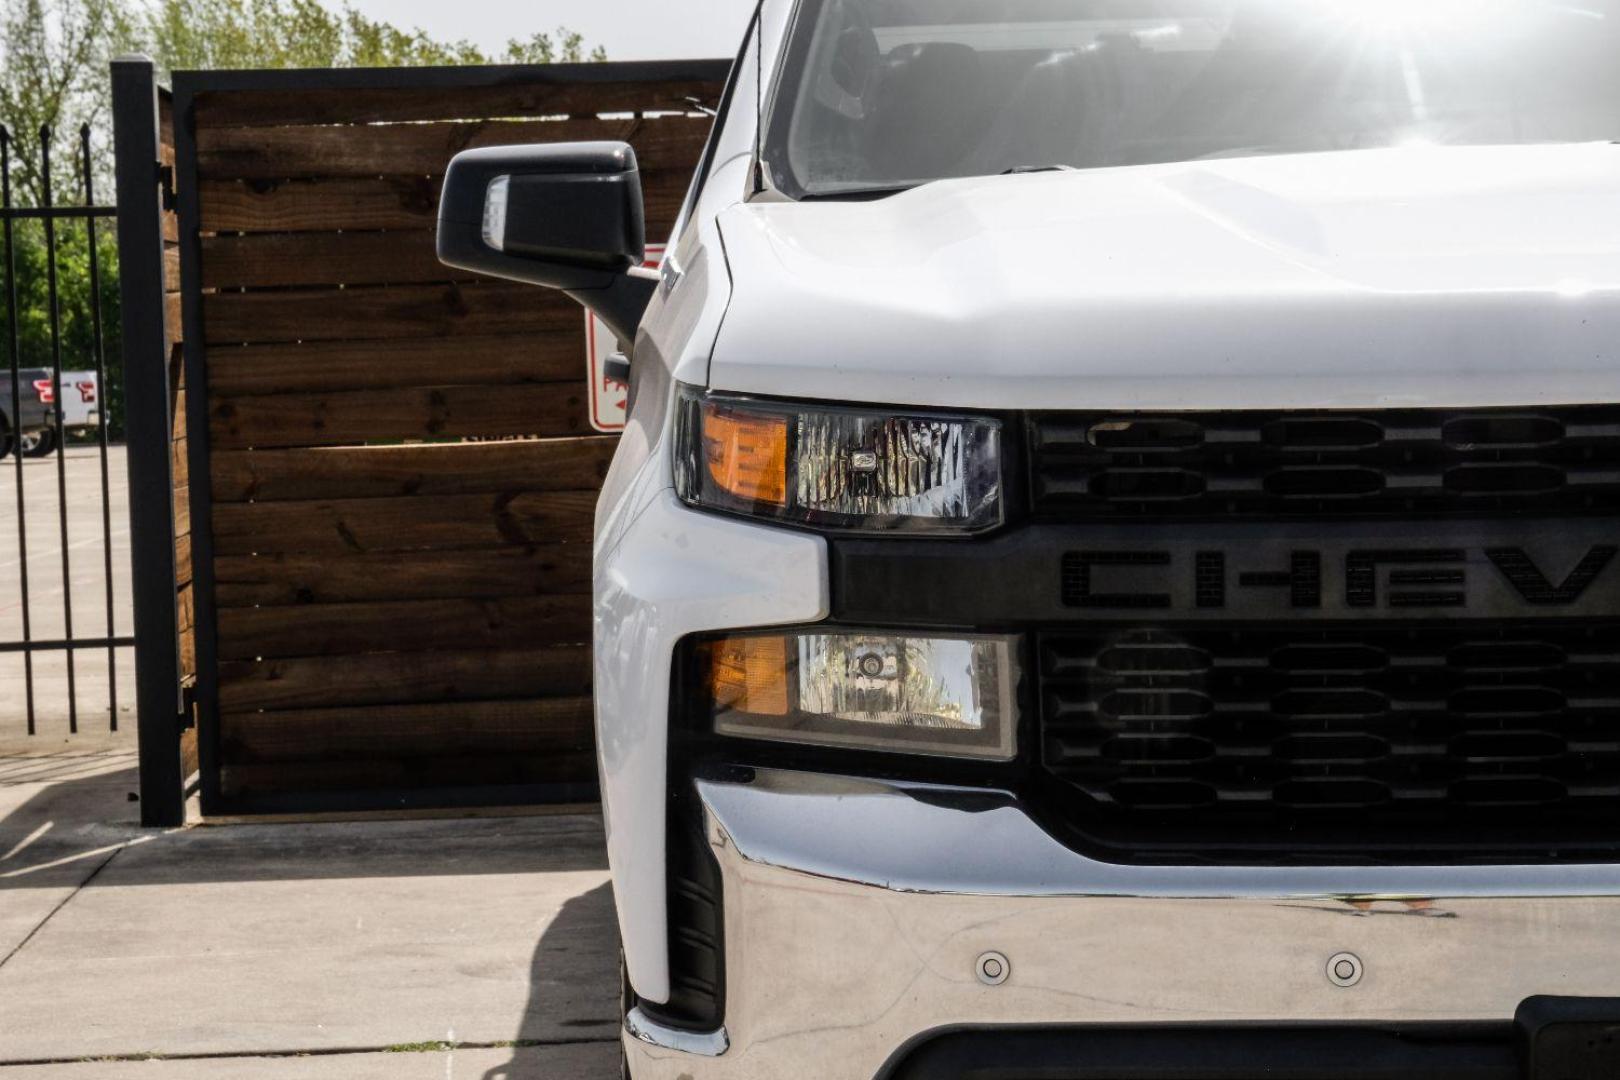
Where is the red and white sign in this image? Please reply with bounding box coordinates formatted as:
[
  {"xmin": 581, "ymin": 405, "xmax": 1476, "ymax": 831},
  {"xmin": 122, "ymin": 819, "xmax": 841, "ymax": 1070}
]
[{"xmin": 585, "ymin": 244, "xmax": 665, "ymax": 433}]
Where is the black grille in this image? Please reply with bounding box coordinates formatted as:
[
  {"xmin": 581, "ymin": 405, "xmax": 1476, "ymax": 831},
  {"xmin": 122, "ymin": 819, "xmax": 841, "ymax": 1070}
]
[
  {"xmin": 1029, "ymin": 407, "xmax": 1620, "ymax": 520},
  {"xmin": 1038, "ymin": 621, "xmax": 1620, "ymax": 857}
]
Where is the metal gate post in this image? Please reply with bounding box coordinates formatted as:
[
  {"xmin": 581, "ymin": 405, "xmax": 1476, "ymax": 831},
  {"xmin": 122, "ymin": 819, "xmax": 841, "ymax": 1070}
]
[{"xmin": 111, "ymin": 56, "xmax": 186, "ymax": 827}]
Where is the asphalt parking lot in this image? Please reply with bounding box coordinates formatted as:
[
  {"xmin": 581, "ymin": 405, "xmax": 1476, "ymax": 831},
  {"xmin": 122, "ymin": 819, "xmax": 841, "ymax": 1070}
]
[{"xmin": 0, "ymin": 444, "xmax": 134, "ymax": 748}]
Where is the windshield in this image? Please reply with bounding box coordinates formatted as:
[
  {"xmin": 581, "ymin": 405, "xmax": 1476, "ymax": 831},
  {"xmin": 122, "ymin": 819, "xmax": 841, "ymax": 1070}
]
[{"xmin": 764, "ymin": 0, "xmax": 1620, "ymax": 198}]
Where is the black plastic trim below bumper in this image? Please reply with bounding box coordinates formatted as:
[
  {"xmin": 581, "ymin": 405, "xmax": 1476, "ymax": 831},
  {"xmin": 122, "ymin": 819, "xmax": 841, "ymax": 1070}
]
[
  {"xmin": 884, "ymin": 1023, "xmax": 1520, "ymax": 1080},
  {"xmin": 882, "ymin": 998, "xmax": 1620, "ymax": 1080}
]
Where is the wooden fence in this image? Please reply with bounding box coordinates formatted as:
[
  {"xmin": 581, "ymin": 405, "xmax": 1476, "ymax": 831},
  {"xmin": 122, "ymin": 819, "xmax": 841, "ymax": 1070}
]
[
  {"xmin": 167, "ymin": 63, "xmax": 727, "ymax": 814},
  {"xmin": 164, "ymin": 94, "xmax": 196, "ymax": 710}
]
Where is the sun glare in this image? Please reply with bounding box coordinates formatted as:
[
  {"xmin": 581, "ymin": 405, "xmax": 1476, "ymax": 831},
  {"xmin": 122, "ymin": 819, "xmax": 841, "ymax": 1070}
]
[{"xmin": 1316, "ymin": 0, "xmax": 1516, "ymax": 32}]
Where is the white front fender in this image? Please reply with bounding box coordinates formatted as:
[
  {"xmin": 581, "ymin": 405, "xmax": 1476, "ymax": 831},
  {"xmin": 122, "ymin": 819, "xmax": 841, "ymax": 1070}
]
[{"xmin": 593, "ymin": 490, "xmax": 827, "ymax": 1003}]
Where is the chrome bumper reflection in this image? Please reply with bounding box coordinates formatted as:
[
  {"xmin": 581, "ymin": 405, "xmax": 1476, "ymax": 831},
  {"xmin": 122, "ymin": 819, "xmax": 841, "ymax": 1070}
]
[
  {"xmin": 623, "ymin": 769, "xmax": 1620, "ymax": 1080},
  {"xmin": 625, "ymin": 1005, "xmax": 728, "ymax": 1057}
]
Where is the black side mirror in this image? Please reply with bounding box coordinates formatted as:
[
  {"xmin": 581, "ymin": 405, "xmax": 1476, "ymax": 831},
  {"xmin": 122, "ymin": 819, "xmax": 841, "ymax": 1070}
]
[{"xmin": 438, "ymin": 141, "xmax": 655, "ymax": 345}]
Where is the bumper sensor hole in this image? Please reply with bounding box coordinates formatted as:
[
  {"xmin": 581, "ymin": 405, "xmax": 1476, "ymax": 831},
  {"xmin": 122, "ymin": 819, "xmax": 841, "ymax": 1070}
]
[
  {"xmin": 1327, "ymin": 951, "xmax": 1364, "ymax": 988},
  {"xmin": 976, "ymin": 951, "xmax": 1011, "ymax": 986}
]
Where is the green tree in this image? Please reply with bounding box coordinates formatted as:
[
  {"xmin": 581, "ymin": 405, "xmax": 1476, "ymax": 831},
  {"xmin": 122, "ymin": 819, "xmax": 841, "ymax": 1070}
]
[
  {"xmin": 0, "ymin": 0, "xmax": 126, "ymax": 206},
  {"xmin": 502, "ymin": 28, "xmax": 608, "ymax": 65},
  {"xmin": 138, "ymin": 0, "xmax": 604, "ymax": 75}
]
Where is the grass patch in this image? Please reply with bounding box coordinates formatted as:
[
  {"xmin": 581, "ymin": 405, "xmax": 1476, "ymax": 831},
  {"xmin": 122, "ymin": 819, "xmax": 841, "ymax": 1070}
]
[{"xmin": 384, "ymin": 1041, "xmax": 459, "ymax": 1054}]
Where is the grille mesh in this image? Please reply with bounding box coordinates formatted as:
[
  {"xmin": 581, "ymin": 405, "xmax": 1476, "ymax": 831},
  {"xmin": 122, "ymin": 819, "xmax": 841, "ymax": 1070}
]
[
  {"xmin": 1029, "ymin": 407, "xmax": 1620, "ymax": 519},
  {"xmin": 1038, "ymin": 622, "xmax": 1620, "ymax": 846}
]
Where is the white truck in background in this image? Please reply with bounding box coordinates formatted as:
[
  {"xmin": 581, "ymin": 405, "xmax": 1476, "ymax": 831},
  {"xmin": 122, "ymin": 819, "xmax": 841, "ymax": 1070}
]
[{"xmin": 22, "ymin": 370, "xmax": 101, "ymax": 457}]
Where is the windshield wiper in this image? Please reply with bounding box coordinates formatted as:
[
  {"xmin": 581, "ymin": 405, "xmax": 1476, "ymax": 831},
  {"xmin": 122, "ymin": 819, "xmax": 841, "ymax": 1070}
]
[
  {"xmin": 798, "ymin": 166, "xmax": 1079, "ymax": 201},
  {"xmin": 800, "ymin": 183, "xmax": 924, "ymax": 202}
]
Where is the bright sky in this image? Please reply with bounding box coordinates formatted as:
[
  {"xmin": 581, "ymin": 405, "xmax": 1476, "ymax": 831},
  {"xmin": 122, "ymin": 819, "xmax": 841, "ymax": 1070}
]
[{"xmin": 344, "ymin": 1, "xmax": 757, "ymax": 60}]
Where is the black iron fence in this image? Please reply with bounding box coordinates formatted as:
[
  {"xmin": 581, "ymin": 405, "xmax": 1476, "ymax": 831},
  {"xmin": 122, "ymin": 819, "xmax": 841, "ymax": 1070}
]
[{"xmin": 1, "ymin": 122, "xmax": 132, "ymax": 737}]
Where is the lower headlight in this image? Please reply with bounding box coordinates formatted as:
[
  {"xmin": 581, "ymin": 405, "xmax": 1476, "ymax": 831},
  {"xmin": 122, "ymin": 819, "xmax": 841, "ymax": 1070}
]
[{"xmin": 699, "ymin": 631, "xmax": 1019, "ymax": 761}]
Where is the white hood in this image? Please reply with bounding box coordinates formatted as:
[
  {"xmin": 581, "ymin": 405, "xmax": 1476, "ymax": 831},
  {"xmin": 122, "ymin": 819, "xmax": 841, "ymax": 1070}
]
[{"xmin": 709, "ymin": 144, "xmax": 1620, "ymax": 410}]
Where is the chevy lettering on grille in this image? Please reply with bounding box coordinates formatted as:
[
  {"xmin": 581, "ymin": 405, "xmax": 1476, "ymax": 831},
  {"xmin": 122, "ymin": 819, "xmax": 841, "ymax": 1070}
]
[
  {"xmin": 832, "ymin": 520, "xmax": 1620, "ymax": 626},
  {"xmin": 1064, "ymin": 544, "xmax": 1618, "ymax": 614}
]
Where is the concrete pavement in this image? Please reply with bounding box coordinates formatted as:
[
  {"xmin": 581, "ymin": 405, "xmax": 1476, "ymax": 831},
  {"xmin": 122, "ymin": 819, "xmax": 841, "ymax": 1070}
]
[
  {"xmin": 0, "ymin": 445, "xmax": 135, "ymax": 740},
  {"xmin": 0, "ymin": 1044, "xmax": 609, "ymax": 1079},
  {"xmin": 0, "ymin": 753, "xmax": 619, "ymax": 1078}
]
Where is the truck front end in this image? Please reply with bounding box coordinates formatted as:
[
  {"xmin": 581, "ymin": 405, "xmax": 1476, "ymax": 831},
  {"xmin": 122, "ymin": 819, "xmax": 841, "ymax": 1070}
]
[
  {"xmin": 610, "ymin": 385, "xmax": 1620, "ymax": 1078},
  {"xmin": 604, "ymin": 1, "xmax": 1620, "ymax": 1076},
  {"xmin": 440, "ymin": 1, "xmax": 1620, "ymax": 1076}
]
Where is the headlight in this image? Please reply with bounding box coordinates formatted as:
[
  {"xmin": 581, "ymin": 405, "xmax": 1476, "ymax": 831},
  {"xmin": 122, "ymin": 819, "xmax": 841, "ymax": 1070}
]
[
  {"xmin": 698, "ymin": 630, "xmax": 1019, "ymax": 761},
  {"xmin": 673, "ymin": 386, "xmax": 1003, "ymax": 534}
]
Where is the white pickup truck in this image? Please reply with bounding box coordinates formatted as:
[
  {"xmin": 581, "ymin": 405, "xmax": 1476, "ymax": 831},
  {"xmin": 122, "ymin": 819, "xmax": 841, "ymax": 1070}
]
[
  {"xmin": 17, "ymin": 369, "xmax": 100, "ymax": 457},
  {"xmin": 440, "ymin": 2, "xmax": 1620, "ymax": 1078}
]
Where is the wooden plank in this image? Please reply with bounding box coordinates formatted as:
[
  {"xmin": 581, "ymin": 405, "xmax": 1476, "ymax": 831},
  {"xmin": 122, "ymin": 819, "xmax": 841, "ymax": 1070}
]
[
  {"xmin": 197, "ymin": 174, "xmax": 688, "ymax": 234},
  {"xmin": 216, "ymin": 594, "xmax": 591, "ymax": 660},
  {"xmin": 173, "ymin": 483, "xmax": 191, "ymax": 538},
  {"xmin": 215, "ymin": 545, "xmax": 591, "ymax": 606},
  {"xmin": 164, "ymin": 245, "xmax": 181, "ymax": 292},
  {"xmin": 209, "ymin": 383, "xmax": 589, "ymax": 449},
  {"xmin": 196, "ymin": 115, "xmax": 711, "ymax": 180},
  {"xmin": 211, "ymin": 490, "xmax": 596, "ymax": 555},
  {"xmin": 164, "ymin": 292, "xmax": 182, "ymax": 345},
  {"xmin": 219, "ymin": 750, "xmax": 596, "ymax": 797},
  {"xmin": 200, "ymin": 175, "xmax": 440, "ymax": 232},
  {"xmin": 169, "ymin": 342, "xmax": 185, "ymax": 395},
  {"xmin": 176, "ymin": 532, "xmax": 193, "ymax": 587},
  {"xmin": 202, "ymin": 230, "xmax": 452, "ymax": 289},
  {"xmin": 159, "ymin": 92, "xmax": 174, "ymax": 147},
  {"xmin": 179, "ymin": 583, "xmax": 197, "ymax": 682},
  {"xmin": 180, "ymin": 727, "xmax": 199, "ymax": 780},
  {"xmin": 219, "ymin": 697, "xmax": 594, "ymax": 763},
  {"xmin": 193, "ymin": 77, "xmax": 723, "ymax": 127},
  {"xmin": 206, "ymin": 334, "xmax": 587, "ymax": 397},
  {"xmin": 218, "ymin": 646, "xmax": 591, "ymax": 711},
  {"xmin": 172, "ymin": 433, "xmax": 189, "ymax": 488},
  {"xmin": 203, "ymin": 282, "xmax": 579, "ymax": 345},
  {"xmin": 211, "ymin": 438, "xmax": 615, "ymax": 502}
]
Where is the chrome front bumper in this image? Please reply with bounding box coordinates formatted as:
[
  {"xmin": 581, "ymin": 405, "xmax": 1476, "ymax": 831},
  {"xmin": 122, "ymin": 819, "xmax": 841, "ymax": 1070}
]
[{"xmin": 623, "ymin": 769, "xmax": 1620, "ymax": 1080}]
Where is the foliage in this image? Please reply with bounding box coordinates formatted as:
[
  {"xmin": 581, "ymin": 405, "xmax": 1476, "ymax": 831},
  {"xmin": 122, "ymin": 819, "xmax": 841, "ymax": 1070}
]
[
  {"xmin": 501, "ymin": 29, "xmax": 608, "ymax": 66},
  {"xmin": 0, "ymin": 0, "xmax": 126, "ymax": 207},
  {"xmin": 140, "ymin": 0, "xmax": 605, "ymax": 74}
]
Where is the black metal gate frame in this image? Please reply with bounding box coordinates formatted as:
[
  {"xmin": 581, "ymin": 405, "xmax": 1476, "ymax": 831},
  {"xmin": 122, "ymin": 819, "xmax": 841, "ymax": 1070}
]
[
  {"xmin": 1, "ymin": 123, "xmax": 133, "ymax": 734},
  {"xmin": 110, "ymin": 57, "xmax": 189, "ymax": 827}
]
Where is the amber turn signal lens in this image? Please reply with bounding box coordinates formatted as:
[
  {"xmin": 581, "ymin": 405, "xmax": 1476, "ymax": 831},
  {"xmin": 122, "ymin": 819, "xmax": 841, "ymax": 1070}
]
[
  {"xmin": 705, "ymin": 635, "xmax": 790, "ymax": 717},
  {"xmin": 701, "ymin": 402, "xmax": 789, "ymax": 508}
]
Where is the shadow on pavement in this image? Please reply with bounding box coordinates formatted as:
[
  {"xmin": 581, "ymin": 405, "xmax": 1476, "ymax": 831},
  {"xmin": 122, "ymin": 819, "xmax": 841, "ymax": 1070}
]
[
  {"xmin": 0, "ymin": 757, "xmax": 608, "ymax": 892},
  {"xmin": 479, "ymin": 881, "xmax": 622, "ymax": 1080},
  {"xmin": 0, "ymin": 754, "xmax": 144, "ymax": 898},
  {"xmin": 1, "ymin": 751, "xmax": 622, "ymax": 1076}
]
